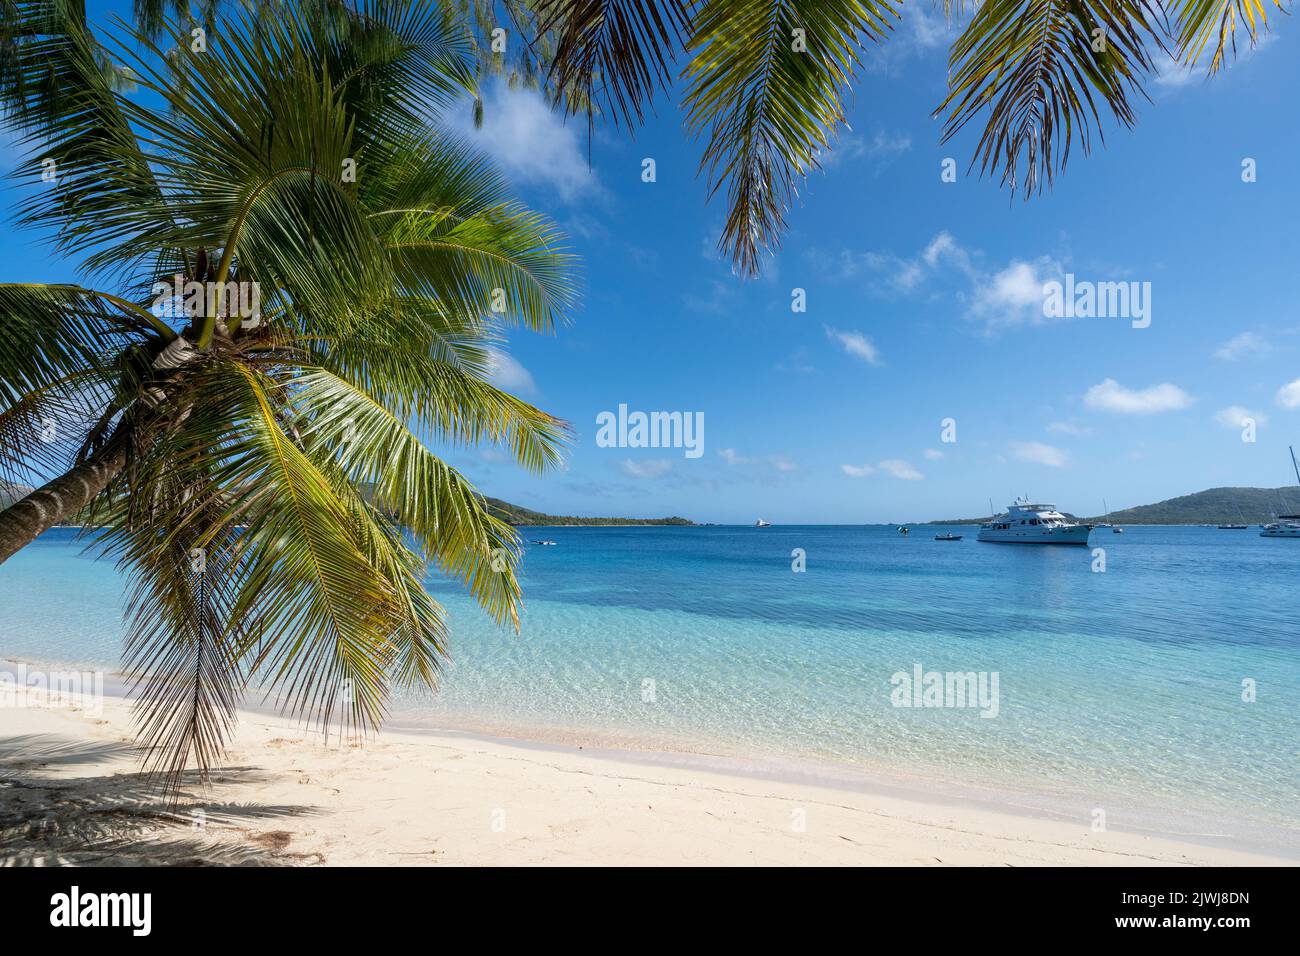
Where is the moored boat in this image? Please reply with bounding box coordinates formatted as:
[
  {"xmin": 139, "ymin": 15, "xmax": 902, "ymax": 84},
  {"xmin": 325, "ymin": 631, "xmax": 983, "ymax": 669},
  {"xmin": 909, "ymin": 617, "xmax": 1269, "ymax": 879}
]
[
  {"xmin": 977, "ymin": 498, "xmax": 1092, "ymax": 545},
  {"xmin": 1260, "ymin": 446, "xmax": 1300, "ymax": 538}
]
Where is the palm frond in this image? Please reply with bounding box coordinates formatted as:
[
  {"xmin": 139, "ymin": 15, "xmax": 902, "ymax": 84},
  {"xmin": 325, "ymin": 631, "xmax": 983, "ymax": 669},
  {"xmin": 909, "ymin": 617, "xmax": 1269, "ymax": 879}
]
[
  {"xmin": 285, "ymin": 365, "xmax": 527, "ymax": 629},
  {"xmin": 363, "ymin": 127, "xmax": 578, "ymax": 335},
  {"xmin": 311, "ymin": 0, "xmax": 476, "ymax": 131},
  {"xmin": 300, "ymin": 319, "xmax": 569, "ymax": 473},
  {"xmin": 1169, "ymin": 0, "xmax": 1286, "ymax": 74},
  {"xmin": 683, "ymin": 0, "xmax": 898, "ymax": 277},
  {"xmin": 2, "ymin": 2, "xmax": 173, "ymax": 279},
  {"xmin": 0, "ymin": 368, "xmax": 115, "ymax": 490},
  {"xmin": 101, "ymin": 18, "xmax": 394, "ymax": 331},
  {"xmin": 536, "ymin": 0, "xmax": 692, "ymax": 128},
  {"xmin": 0, "ymin": 284, "xmax": 155, "ymax": 409},
  {"xmin": 937, "ymin": 0, "xmax": 1165, "ymax": 196}
]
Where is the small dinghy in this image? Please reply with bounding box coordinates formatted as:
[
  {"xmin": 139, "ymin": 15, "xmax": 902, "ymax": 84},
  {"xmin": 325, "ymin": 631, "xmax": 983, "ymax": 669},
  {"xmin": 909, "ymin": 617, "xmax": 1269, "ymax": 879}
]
[
  {"xmin": 934, "ymin": 533, "xmax": 962, "ymax": 541},
  {"xmin": 531, "ymin": 539, "xmax": 558, "ymax": 546}
]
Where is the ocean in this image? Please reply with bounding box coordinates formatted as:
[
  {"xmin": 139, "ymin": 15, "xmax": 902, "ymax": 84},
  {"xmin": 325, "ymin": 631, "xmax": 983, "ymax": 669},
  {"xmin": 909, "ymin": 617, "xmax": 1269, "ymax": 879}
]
[{"xmin": 2, "ymin": 524, "xmax": 1297, "ymax": 852}]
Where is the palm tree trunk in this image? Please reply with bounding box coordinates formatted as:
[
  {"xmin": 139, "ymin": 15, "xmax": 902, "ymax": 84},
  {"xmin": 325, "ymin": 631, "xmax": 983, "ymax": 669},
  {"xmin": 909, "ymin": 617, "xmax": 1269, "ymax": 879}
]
[{"xmin": 0, "ymin": 445, "xmax": 126, "ymax": 564}]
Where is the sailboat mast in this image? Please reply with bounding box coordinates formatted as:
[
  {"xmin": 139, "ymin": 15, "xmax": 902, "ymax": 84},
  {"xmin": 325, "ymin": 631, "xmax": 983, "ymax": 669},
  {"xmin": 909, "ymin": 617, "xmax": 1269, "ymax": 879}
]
[{"xmin": 1291, "ymin": 445, "xmax": 1299, "ymax": 485}]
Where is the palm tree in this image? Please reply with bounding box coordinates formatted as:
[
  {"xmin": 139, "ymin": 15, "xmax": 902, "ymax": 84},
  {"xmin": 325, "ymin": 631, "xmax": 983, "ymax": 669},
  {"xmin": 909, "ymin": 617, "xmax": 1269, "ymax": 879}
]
[
  {"xmin": 0, "ymin": 0, "xmax": 575, "ymax": 787},
  {"xmin": 527, "ymin": 0, "xmax": 1282, "ymax": 276}
]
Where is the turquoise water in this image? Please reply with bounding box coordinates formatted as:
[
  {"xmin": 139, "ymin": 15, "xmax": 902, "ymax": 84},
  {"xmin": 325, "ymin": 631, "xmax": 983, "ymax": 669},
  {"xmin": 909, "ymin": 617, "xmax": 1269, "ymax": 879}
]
[{"xmin": 3, "ymin": 525, "xmax": 1298, "ymax": 848}]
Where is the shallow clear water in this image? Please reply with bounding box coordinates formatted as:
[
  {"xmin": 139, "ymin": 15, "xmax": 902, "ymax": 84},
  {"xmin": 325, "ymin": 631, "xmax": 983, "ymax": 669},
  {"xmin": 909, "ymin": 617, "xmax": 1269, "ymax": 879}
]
[{"xmin": 3, "ymin": 525, "xmax": 1298, "ymax": 847}]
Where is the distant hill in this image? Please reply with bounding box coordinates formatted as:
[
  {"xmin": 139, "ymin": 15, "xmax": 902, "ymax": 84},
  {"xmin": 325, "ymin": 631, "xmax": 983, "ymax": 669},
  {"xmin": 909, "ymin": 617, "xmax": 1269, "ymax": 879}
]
[
  {"xmin": 930, "ymin": 486, "xmax": 1300, "ymax": 526},
  {"xmin": 1, "ymin": 480, "xmax": 33, "ymax": 508},
  {"xmin": 484, "ymin": 497, "xmax": 693, "ymax": 527},
  {"xmin": 1086, "ymin": 487, "xmax": 1300, "ymax": 525},
  {"xmin": 0, "ymin": 482, "xmax": 691, "ymax": 528}
]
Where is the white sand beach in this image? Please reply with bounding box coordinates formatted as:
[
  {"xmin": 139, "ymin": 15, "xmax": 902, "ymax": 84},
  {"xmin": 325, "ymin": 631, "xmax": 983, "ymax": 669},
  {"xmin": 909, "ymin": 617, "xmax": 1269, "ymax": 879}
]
[{"xmin": 0, "ymin": 684, "xmax": 1287, "ymax": 867}]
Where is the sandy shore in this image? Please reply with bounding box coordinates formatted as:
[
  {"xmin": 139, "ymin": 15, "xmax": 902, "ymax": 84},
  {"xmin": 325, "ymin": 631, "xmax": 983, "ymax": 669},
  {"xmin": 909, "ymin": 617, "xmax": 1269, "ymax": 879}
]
[{"xmin": 0, "ymin": 686, "xmax": 1288, "ymax": 866}]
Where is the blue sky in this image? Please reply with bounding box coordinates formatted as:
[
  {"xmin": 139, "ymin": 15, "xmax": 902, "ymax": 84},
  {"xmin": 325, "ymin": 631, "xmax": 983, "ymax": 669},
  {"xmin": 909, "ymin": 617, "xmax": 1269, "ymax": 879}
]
[{"xmin": 7, "ymin": 4, "xmax": 1300, "ymax": 523}]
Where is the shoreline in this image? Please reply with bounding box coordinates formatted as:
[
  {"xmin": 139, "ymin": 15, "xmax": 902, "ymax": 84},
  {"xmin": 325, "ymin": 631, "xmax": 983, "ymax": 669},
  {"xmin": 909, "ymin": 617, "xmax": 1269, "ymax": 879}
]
[{"xmin": 3, "ymin": 658, "xmax": 1294, "ymax": 866}]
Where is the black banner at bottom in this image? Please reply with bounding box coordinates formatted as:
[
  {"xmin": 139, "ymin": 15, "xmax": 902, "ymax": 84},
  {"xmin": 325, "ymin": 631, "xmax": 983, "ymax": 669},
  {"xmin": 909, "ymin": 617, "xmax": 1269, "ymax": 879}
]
[{"xmin": 0, "ymin": 865, "xmax": 1288, "ymax": 942}]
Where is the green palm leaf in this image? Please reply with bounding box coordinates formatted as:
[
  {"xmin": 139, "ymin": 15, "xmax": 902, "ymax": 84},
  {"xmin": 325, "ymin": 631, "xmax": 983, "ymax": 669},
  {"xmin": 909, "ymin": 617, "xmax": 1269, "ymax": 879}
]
[
  {"xmin": 1169, "ymin": 0, "xmax": 1286, "ymax": 74},
  {"xmin": 536, "ymin": 0, "xmax": 692, "ymax": 127},
  {"xmin": 286, "ymin": 365, "xmax": 527, "ymax": 628},
  {"xmin": 937, "ymin": 0, "xmax": 1164, "ymax": 196},
  {"xmin": 683, "ymin": 0, "xmax": 898, "ymax": 276}
]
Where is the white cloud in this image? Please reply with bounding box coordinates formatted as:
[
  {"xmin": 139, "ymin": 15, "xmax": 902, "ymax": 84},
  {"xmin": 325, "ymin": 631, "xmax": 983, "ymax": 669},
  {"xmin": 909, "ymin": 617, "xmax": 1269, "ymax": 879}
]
[
  {"xmin": 683, "ymin": 279, "xmax": 737, "ymax": 315},
  {"xmin": 823, "ymin": 129, "xmax": 912, "ymax": 168},
  {"xmin": 819, "ymin": 231, "xmax": 1068, "ymax": 330},
  {"xmin": 969, "ymin": 257, "xmax": 1065, "ymax": 329},
  {"xmin": 862, "ymin": 5, "xmax": 957, "ymax": 74},
  {"xmin": 923, "ymin": 231, "xmax": 965, "ymax": 269},
  {"xmin": 841, "ymin": 463, "xmax": 876, "ymax": 478},
  {"xmin": 890, "ymin": 258, "xmax": 925, "ymax": 291},
  {"xmin": 825, "ymin": 326, "xmax": 882, "ymax": 365},
  {"xmin": 1010, "ymin": 441, "xmax": 1069, "ymax": 468},
  {"xmin": 923, "ymin": 448, "xmax": 944, "ymax": 461},
  {"xmin": 843, "ymin": 460, "xmax": 924, "ymax": 480},
  {"xmin": 775, "ymin": 349, "xmax": 817, "ymax": 375},
  {"xmin": 1154, "ymin": 53, "xmax": 1198, "ymax": 89},
  {"xmin": 444, "ymin": 82, "xmax": 598, "ymax": 202},
  {"xmin": 1084, "ymin": 378, "xmax": 1193, "ymax": 415},
  {"xmin": 1214, "ymin": 331, "xmax": 1272, "ymax": 361},
  {"xmin": 878, "ymin": 459, "xmax": 924, "ymax": 481},
  {"xmin": 1047, "ymin": 421, "xmax": 1090, "ymax": 436},
  {"xmin": 807, "ymin": 230, "xmax": 972, "ymax": 291},
  {"xmin": 485, "ymin": 349, "xmax": 537, "ymax": 395},
  {"xmin": 721, "ymin": 448, "xmax": 798, "ymax": 474},
  {"xmin": 617, "ymin": 458, "xmax": 674, "ymax": 479},
  {"xmin": 1214, "ymin": 405, "xmax": 1267, "ymax": 428},
  {"xmin": 1156, "ymin": 37, "xmax": 1275, "ymax": 92},
  {"xmin": 1276, "ymin": 378, "xmax": 1300, "ymax": 410}
]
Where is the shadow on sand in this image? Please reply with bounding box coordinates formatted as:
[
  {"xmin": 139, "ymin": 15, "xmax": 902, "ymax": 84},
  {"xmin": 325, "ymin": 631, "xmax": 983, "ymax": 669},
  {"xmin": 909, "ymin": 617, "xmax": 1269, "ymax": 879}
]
[{"xmin": 0, "ymin": 734, "xmax": 317, "ymax": 865}]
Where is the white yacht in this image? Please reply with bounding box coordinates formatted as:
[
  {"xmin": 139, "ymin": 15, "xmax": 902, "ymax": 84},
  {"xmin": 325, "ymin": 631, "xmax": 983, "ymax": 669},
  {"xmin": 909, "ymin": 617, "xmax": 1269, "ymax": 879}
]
[
  {"xmin": 1260, "ymin": 517, "xmax": 1300, "ymax": 538},
  {"xmin": 755, "ymin": 519, "xmax": 772, "ymax": 528},
  {"xmin": 1260, "ymin": 446, "xmax": 1300, "ymax": 538},
  {"xmin": 977, "ymin": 498, "xmax": 1092, "ymax": 545}
]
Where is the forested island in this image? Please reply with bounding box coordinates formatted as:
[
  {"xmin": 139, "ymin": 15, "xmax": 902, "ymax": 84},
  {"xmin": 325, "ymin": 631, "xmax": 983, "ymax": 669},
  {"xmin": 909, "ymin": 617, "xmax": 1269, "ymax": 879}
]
[
  {"xmin": 929, "ymin": 486, "xmax": 1300, "ymax": 526},
  {"xmin": 485, "ymin": 498, "xmax": 694, "ymax": 527}
]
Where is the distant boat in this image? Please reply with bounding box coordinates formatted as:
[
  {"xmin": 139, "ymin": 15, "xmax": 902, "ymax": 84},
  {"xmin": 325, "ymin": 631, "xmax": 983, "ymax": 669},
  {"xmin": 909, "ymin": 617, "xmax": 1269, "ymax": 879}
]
[
  {"xmin": 1260, "ymin": 446, "xmax": 1300, "ymax": 538},
  {"xmin": 978, "ymin": 497, "xmax": 1091, "ymax": 545},
  {"xmin": 898, "ymin": 526, "xmax": 910, "ymax": 535},
  {"xmin": 1100, "ymin": 497, "xmax": 1122, "ymax": 533},
  {"xmin": 1220, "ymin": 503, "xmax": 1250, "ymax": 529},
  {"xmin": 934, "ymin": 533, "xmax": 962, "ymax": 541},
  {"xmin": 755, "ymin": 519, "xmax": 772, "ymax": 528},
  {"xmin": 532, "ymin": 539, "xmax": 558, "ymax": 546}
]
